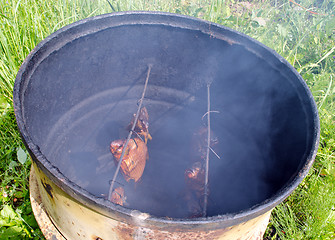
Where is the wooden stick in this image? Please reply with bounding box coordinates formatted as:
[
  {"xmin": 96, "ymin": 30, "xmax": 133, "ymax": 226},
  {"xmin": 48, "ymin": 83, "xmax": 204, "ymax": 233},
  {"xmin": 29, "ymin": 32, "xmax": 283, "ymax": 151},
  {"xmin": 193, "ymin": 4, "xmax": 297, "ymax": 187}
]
[
  {"xmin": 108, "ymin": 64, "xmax": 152, "ymax": 200},
  {"xmin": 203, "ymin": 83, "xmax": 211, "ymax": 217}
]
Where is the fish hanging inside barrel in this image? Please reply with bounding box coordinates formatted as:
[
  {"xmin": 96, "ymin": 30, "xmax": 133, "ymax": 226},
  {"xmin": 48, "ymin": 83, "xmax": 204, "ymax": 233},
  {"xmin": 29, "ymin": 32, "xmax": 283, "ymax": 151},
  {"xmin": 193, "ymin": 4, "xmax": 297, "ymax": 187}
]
[
  {"xmin": 183, "ymin": 126, "xmax": 219, "ymax": 217},
  {"xmin": 127, "ymin": 106, "xmax": 152, "ymax": 144},
  {"xmin": 110, "ymin": 138, "xmax": 148, "ymax": 182},
  {"xmin": 185, "ymin": 161, "xmax": 206, "ymax": 197},
  {"xmin": 183, "ymin": 161, "xmax": 207, "ymax": 218},
  {"xmin": 110, "ymin": 107, "xmax": 151, "ymax": 182},
  {"xmin": 109, "ymin": 186, "xmax": 127, "ymax": 206}
]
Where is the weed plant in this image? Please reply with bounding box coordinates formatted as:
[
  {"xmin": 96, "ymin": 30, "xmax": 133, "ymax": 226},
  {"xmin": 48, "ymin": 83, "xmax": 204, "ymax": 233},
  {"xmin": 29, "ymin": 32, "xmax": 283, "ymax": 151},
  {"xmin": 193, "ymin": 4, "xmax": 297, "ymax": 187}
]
[{"xmin": 0, "ymin": 0, "xmax": 334, "ymax": 239}]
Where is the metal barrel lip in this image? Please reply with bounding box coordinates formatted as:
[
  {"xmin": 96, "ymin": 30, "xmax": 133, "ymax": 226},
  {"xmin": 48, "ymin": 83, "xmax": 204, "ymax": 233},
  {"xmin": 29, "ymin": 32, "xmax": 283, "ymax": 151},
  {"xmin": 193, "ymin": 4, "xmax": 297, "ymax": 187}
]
[{"xmin": 13, "ymin": 11, "xmax": 320, "ymax": 230}]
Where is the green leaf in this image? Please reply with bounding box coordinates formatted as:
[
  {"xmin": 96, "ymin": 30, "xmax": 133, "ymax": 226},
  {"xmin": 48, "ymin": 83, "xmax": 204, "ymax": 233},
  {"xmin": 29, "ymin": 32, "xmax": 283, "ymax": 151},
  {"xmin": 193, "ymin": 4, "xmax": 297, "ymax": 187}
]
[
  {"xmin": 16, "ymin": 147, "xmax": 27, "ymax": 165},
  {"xmin": 0, "ymin": 95, "xmax": 10, "ymax": 108},
  {"xmin": 0, "ymin": 205, "xmax": 22, "ymax": 228},
  {"xmin": 1, "ymin": 205, "xmax": 17, "ymax": 221},
  {"xmin": 0, "ymin": 225, "xmax": 25, "ymax": 237},
  {"xmin": 8, "ymin": 160, "xmax": 18, "ymax": 170},
  {"xmin": 24, "ymin": 214, "xmax": 39, "ymax": 229},
  {"xmin": 14, "ymin": 191, "xmax": 25, "ymax": 199}
]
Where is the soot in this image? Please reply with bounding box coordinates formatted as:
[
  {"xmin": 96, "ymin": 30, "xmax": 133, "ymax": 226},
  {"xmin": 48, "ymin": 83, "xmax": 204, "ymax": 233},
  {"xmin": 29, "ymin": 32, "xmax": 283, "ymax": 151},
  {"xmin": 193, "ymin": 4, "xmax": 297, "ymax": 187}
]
[{"xmin": 21, "ymin": 23, "xmax": 314, "ymax": 218}]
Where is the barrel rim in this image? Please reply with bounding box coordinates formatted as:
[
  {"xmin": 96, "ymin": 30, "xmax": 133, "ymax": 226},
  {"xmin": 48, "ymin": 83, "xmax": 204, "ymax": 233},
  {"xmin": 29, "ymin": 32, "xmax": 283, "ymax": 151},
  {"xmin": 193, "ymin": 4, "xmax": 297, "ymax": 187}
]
[{"xmin": 13, "ymin": 11, "xmax": 320, "ymax": 230}]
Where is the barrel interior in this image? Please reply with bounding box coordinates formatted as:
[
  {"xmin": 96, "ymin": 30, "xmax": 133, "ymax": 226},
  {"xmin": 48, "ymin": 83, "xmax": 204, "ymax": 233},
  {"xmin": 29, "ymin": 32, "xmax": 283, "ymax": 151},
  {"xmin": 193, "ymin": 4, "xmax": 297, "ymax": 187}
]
[{"xmin": 21, "ymin": 22, "xmax": 315, "ymax": 218}]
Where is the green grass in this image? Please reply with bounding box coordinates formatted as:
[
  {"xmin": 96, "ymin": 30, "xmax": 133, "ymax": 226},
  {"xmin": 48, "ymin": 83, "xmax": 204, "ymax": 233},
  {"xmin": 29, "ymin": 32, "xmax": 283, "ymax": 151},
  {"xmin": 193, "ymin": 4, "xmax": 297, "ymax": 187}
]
[{"xmin": 0, "ymin": 0, "xmax": 334, "ymax": 239}]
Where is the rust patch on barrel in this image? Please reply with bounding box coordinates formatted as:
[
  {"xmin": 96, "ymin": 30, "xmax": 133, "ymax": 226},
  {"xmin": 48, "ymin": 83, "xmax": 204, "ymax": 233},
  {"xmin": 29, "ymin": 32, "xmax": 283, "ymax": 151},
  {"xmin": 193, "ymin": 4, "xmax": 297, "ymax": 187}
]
[
  {"xmin": 114, "ymin": 221, "xmax": 231, "ymax": 240},
  {"xmin": 114, "ymin": 222, "xmax": 134, "ymax": 240},
  {"xmin": 147, "ymin": 227, "xmax": 230, "ymax": 240}
]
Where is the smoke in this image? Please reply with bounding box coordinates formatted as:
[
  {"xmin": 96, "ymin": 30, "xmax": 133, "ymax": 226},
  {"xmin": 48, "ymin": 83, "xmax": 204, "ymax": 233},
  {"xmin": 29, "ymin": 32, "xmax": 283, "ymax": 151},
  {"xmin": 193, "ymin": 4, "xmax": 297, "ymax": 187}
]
[{"xmin": 24, "ymin": 22, "xmax": 313, "ymax": 218}]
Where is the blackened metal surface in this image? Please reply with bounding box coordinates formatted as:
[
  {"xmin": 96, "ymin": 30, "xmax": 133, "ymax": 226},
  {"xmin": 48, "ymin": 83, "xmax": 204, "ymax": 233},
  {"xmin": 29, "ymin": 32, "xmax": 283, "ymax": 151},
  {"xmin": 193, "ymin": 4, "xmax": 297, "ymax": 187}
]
[{"xmin": 14, "ymin": 12, "xmax": 319, "ymax": 230}]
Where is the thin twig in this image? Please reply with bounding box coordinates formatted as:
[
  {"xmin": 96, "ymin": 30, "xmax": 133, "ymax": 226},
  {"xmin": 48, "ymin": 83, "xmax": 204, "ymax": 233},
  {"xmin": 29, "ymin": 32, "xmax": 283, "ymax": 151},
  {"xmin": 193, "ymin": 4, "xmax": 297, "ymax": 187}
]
[
  {"xmin": 203, "ymin": 83, "xmax": 211, "ymax": 217},
  {"xmin": 209, "ymin": 146, "xmax": 220, "ymax": 160},
  {"xmin": 108, "ymin": 64, "xmax": 152, "ymax": 200},
  {"xmin": 108, "ymin": 180, "xmax": 124, "ymax": 187},
  {"xmin": 132, "ymin": 138, "xmax": 138, "ymax": 148},
  {"xmin": 201, "ymin": 110, "xmax": 220, "ymax": 122},
  {"xmin": 130, "ymin": 130, "xmax": 145, "ymax": 143}
]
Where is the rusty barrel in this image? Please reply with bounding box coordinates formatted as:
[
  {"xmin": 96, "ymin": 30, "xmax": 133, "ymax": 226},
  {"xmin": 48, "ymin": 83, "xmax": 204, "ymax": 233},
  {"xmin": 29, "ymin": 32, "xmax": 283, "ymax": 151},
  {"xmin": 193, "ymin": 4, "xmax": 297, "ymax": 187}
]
[{"xmin": 14, "ymin": 12, "xmax": 319, "ymax": 240}]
